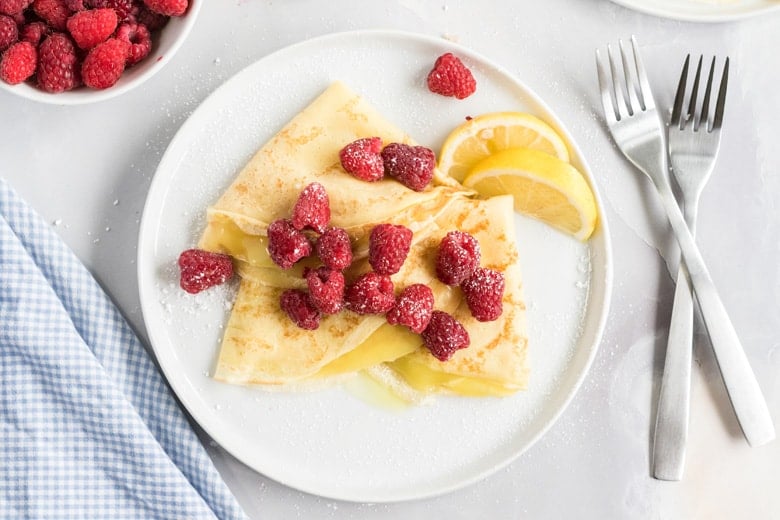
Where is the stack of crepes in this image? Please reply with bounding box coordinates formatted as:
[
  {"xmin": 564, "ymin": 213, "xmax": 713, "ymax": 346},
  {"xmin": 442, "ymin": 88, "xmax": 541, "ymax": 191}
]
[{"xmin": 198, "ymin": 81, "xmax": 529, "ymax": 399}]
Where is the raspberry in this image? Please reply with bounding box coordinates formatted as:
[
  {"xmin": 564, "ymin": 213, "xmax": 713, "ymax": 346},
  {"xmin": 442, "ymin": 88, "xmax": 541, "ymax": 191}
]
[
  {"xmin": 142, "ymin": 0, "xmax": 187, "ymax": 16},
  {"xmin": 81, "ymin": 37, "xmax": 129, "ymax": 89},
  {"xmin": 115, "ymin": 22, "xmax": 151, "ymax": 65},
  {"xmin": 0, "ymin": 0, "xmax": 31, "ymax": 15},
  {"xmin": 279, "ymin": 289, "xmax": 320, "ymax": 330},
  {"xmin": 426, "ymin": 52, "xmax": 477, "ymax": 100},
  {"xmin": 266, "ymin": 218, "xmax": 312, "ymax": 269},
  {"xmin": 435, "ymin": 230, "xmax": 480, "ymax": 286},
  {"xmin": 291, "ymin": 181, "xmax": 330, "ymax": 234},
  {"xmin": 38, "ymin": 33, "xmax": 80, "ymax": 92},
  {"xmin": 344, "ymin": 272, "xmax": 395, "ymax": 315},
  {"xmin": 386, "ymin": 284, "xmax": 434, "ymax": 333},
  {"xmin": 20, "ymin": 21, "xmax": 48, "ymax": 45},
  {"xmin": 0, "ymin": 15, "xmax": 17, "ymax": 52},
  {"xmin": 461, "ymin": 267, "xmax": 505, "ymax": 322},
  {"xmin": 368, "ymin": 223, "xmax": 412, "ymax": 276},
  {"xmin": 0, "ymin": 41, "xmax": 36, "ymax": 84},
  {"xmin": 380, "ymin": 143, "xmax": 435, "ymax": 192},
  {"xmin": 88, "ymin": 0, "xmax": 134, "ymax": 21},
  {"xmin": 315, "ymin": 227, "xmax": 352, "ymax": 271},
  {"xmin": 64, "ymin": 0, "xmax": 85, "ymax": 10},
  {"xmin": 177, "ymin": 248, "xmax": 234, "ymax": 294},
  {"xmin": 304, "ymin": 266, "xmax": 344, "ymax": 315},
  {"xmin": 421, "ymin": 310, "xmax": 470, "ymax": 362},
  {"xmin": 33, "ymin": 0, "xmax": 70, "ymax": 30},
  {"xmin": 134, "ymin": 4, "xmax": 168, "ymax": 30},
  {"xmin": 67, "ymin": 8, "xmax": 117, "ymax": 49},
  {"xmin": 339, "ymin": 137, "xmax": 384, "ymax": 182}
]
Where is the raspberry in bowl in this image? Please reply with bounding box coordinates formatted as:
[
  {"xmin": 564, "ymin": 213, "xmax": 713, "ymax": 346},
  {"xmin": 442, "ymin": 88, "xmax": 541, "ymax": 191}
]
[{"xmin": 0, "ymin": 0, "xmax": 201, "ymax": 104}]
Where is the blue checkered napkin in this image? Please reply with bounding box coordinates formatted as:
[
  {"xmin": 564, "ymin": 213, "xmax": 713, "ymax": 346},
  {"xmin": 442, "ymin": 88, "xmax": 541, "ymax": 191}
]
[{"xmin": 0, "ymin": 179, "xmax": 247, "ymax": 520}]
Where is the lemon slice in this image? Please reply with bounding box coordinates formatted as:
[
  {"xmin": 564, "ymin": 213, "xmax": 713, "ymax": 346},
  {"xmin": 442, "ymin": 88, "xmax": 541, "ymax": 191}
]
[
  {"xmin": 463, "ymin": 147, "xmax": 598, "ymax": 241},
  {"xmin": 438, "ymin": 112, "xmax": 570, "ymax": 183}
]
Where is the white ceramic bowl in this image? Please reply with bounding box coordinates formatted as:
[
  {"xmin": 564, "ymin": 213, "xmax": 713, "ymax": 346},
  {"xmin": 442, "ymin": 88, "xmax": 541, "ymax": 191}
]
[{"xmin": 0, "ymin": 1, "xmax": 201, "ymax": 105}]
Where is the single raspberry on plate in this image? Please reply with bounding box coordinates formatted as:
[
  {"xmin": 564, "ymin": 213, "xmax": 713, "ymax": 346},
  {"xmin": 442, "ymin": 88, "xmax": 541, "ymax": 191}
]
[
  {"xmin": 381, "ymin": 142, "xmax": 435, "ymax": 192},
  {"xmin": 421, "ymin": 310, "xmax": 470, "ymax": 362},
  {"xmin": 0, "ymin": 15, "xmax": 18, "ymax": 52},
  {"xmin": 0, "ymin": 0, "xmax": 31, "ymax": 15},
  {"xmin": 292, "ymin": 181, "xmax": 330, "ymax": 234},
  {"xmin": 315, "ymin": 227, "xmax": 352, "ymax": 271},
  {"xmin": 134, "ymin": 4, "xmax": 168, "ymax": 30},
  {"xmin": 435, "ymin": 230, "xmax": 480, "ymax": 286},
  {"xmin": 267, "ymin": 218, "xmax": 313, "ymax": 269},
  {"xmin": 67, "ymin": 8, "xmax": 118, "ymax": 49},
  {"xmin": 426, "ymin": 52, "xmax": 477, "ymax": 100},
  {"xmin": 33, "ymin": 0, "xmax": 70, "ymax": 31},
  {"xmin": 386, "ymin": 283, "xmax": 434, "ymax": 334},
  {"xmin": 304, "ymin": 266, "xmax": 345, "ymax": 315},
  {"xmin": 115, "ymin": 22, "xmax": 151, "ymax": 65},
  {"xmin": 20, "ymin": 21, "xmax": 49, "ymax": 45},
  {"xmin": 88, "ymin": 0, "xmax": 134, "ymax": 22},
  {"xmin": 81, "ymin": 37, "xmax": 129, "ymax": 89},
  {"xmin": 177, "ymin": 248, "xmax": 234, "ymax": 294},
  {"xmin": 344, "ymin": 272, "xmax": 395, "ymax": 315},
  {"xmin": 368, "ymin": 223, "xmax": 412, "ymax": 276},
  {"xmin": 38, "ymin": 33, "xmax": 80, "ymax": 92},
  {"xmin": 0, "ymin": 41, "xmax": 36, "ymax": 85},
  {"xmin": 461, "ymin": 267, "xmax": 505, "ymax": 322},
  {"xmin": 142, "ymin": 0, "xmax": 187, "ymax": 16},
  {"xmin": 339, "ymin": 137, "xmax": 384, "ymax": 182},
  {"xmin": 280, "ymin": 289, "xmax": 321, "ymax": 330}
]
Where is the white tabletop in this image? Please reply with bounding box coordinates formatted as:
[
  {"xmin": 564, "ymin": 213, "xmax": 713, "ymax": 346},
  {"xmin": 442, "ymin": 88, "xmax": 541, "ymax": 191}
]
[{"xmin": 3, "ymin": 1, "xmax": 779, "ymax": 518}]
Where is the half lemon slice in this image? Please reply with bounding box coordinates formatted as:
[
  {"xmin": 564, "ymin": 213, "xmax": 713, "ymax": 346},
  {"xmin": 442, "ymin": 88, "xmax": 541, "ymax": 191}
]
[
  {"xmin": 438, "ymin": 112, "xmax": 570, "ymax": 183},
  {"xmin": 463, "ymin": 147, "xmax": 598, "ymax": 241}
]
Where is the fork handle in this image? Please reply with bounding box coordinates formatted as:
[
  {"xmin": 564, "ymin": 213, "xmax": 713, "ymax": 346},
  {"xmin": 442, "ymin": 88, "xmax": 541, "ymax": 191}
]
[{"xmin": 655, "ymin": 180, "xmax": 776, "ymax": 447}]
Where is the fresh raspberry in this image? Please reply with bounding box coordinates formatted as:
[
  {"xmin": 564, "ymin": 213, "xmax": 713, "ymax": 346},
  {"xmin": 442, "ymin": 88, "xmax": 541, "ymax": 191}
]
[
  {"xmin": 421, "ymin": 310, "xmax": 470, "ymax": 362},
  {"xmin": 380, "ymin": 143, "xmax": 435, "ymax": 192},
  {"xmin": 88, "ymin": 0, "xmax": 134, "ymax": 21},
  {"xmin": 386, "ymin": 284, "xmax": 434, "ymax": 334},
  {"xmin": 315, "ymin": 227, "xmax": 352, "ymax": 271},
  {"xmin": 115, "ymin": 22, "xmax": 150, "ymax": 65},
  {"xmin": 134, "ymin": 4, "xmax": 168, "ymax": 30},
  {"xmin": 266, "ymin": 218, "xmax": 312, "ymax": 269},
  {"xmin": 304, "ymin": 266, "xmax": 345, "ymax": 315},
  {"xmin": 368, "ymin": 223, "xmax": 412, "ymax": 276},
  {"xmin": 37, "ymin": 33, "xmax": 80, "ymax": 92},
  {"xmin": 0, "ymin": 41, "xmax": 36, "ymax": 84},
  {"xmin": 177, "ymin": 248, "xmax": 234, "ymax": 294},
  {"xmin": 20, "ymin": 21, "xmax": 48, "ymax": 45},
  {"xmin": 0, "ymin": 15, "xmax": 17, "ymax": 51},
  {"xmin": 435, "ymin": 230, "xmax": 481, "ymax": 286},
  {"xmin": 279, "ymin": 289, "xmax": 320, "ymax": 330},
  {"xmin": 33, "ymin": 0, "xmax": 70, "ymax": 31},
  {"xmin": 291, "ymin": 182, "xmax": 330, "ymax": 234},
  {"xmin": 339, "ymin": 137, "xmax": 384, "ymax": 182},
  {"xmin": 142, "ymin": 0, "xmax": 186, "ymax": 16},
  {"xmin": 66, "ymin": 8, "xmax": 117, "ymax": 49},
  {"xmin": 64, "ymin": 0, "xmax": 85, "ymax": 10},
  {"xmin": 81, "ymin": 37, "xmax": 129, "ymax": 89},
  {"xmin": 461, "ymin": 267, "xmax": 505, "ymax": 322},
  {"xmin": 0, "ymin": 0, "xmax": 31, "ymax": 15},
  {"xmin": 426, "ymin": 52, "xmax": 477, "ymax": 100},
  {"xmin": 344, "ymin": 272, "xmax": 395, "ymax": 315}
]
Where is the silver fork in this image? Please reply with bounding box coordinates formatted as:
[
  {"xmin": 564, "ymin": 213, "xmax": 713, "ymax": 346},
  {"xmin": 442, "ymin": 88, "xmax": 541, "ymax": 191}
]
[
  {"xmin": 653, "ymin": 55, "xmax": 728, "ymax": 481},
  {"xmin": 595, "ymin": 38, "xmax": 775, "ymax": 450}
]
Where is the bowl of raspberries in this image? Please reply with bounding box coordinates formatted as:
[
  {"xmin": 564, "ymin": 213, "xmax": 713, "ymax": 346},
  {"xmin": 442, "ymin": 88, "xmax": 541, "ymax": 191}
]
[{"xmin": 0, "ymin": 0, "xmax": 199, "ymax": 103}]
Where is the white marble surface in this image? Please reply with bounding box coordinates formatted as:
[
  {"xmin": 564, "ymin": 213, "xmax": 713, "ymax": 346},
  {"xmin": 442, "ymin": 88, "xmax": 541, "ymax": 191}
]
[{"xmin": 3, "ymin": 0, "xmax": 779, "ymax": 518}]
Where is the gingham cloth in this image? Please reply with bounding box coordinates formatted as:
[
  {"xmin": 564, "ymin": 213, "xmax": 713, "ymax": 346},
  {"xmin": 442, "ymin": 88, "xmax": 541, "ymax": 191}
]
[{"xmin": 0, "ymin": 179, "xmax": 247, "ymax": 520}]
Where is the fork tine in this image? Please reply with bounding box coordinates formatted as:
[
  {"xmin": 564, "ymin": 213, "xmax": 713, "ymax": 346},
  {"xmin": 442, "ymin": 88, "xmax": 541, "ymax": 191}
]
[
  {"xmin": 671, "ymin": 54, "xmax": 690, "ymax": 129},
  {"xmin": 700, "ymin": 57, "xmax": 716, "ymax": 132},
  {"xmin": 619, "ymin": 39, "xmax": 643, "ymax": 113},
  {"xmin": 713, "ymin": 57, "xmax": 729, "ymax": 130},
  {"xmin": 687, "ymin": 56, "xmax": 703, "ymax": 130},
  {"xmin": 595, "ymin": 49, "xmax": 618, "ymax": 123},
  {"xmin": 607, "ymin": 44, "xmax": 630, "ymax": 121},
  {"xmin": 630, "ymin": 36, "xmax": 655, "ymax": 110}
]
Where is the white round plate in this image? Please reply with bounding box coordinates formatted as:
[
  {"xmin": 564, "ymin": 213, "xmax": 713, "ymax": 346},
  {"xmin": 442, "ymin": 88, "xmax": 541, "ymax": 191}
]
[
  {"xmin": 138, "ymin": 30, "xmax": 612, "ymax": 503},
  {"xmin": 609, "ymin": 0, "xmax": 780, "ymax": 22}
]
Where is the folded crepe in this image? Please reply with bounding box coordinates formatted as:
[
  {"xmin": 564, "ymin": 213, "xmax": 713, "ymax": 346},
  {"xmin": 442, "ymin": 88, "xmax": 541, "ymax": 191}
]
[{"xmin": 198, "ymin": 81, "xmax": 528, "ymax": 395}]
